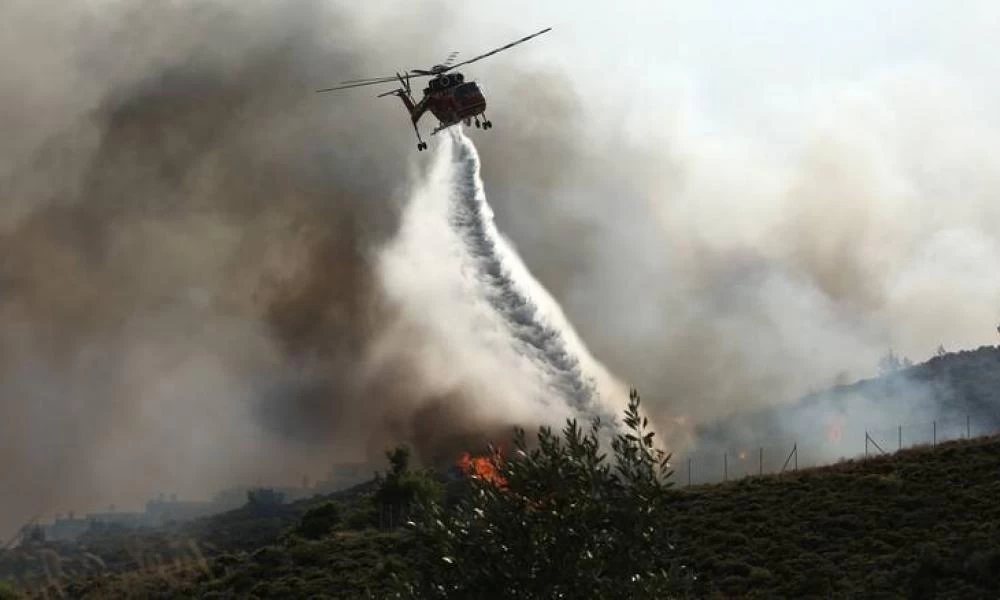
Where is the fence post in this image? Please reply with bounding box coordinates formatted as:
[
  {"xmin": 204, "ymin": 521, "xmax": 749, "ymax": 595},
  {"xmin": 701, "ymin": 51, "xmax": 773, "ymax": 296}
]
[
  {"xmin": 724, "ymin": 453, "xmax": 728, "ymax": 482},
  {"xmin": 794, "ymin": 444, "xmax": 798, "ymax": 471},
  {"xmin": 933, "ymin": 421, "xmax": 937, "ymax": 447},
  {"xmin": 687, "ymin": 458, "xmax": 692, "ymax": 487},
  {"xmin": 898, "ymin": 425, "xmax": 902, "ymax": 451},
  {"xmin": 759, "ymin": 447, "xmax": 763, "ymax": 476},
  {"xmin": 967, "ymin": 415, "xmax": 971, "ymax": 439},
  {"xmin": 865, "ymin": 430, "xmax": 869, "ymax": 457}
]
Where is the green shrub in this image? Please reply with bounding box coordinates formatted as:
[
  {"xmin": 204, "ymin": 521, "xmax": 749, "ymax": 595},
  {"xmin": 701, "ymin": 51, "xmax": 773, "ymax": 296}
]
[
  {"xmin": 395, "ymin": 388, "xmax": 693, "ymax": 599},
  {"xmin": 0, "ymin": 581, "xmax": 22, "ymax": 600},
  {"xmin": 295, "ymin": 501, "xmax": 342, "ymax": 540}
]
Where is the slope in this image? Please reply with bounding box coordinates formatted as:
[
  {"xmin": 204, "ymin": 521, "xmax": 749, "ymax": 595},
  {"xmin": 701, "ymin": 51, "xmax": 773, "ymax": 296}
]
[{"xmin": 8, "ymin": 433, "xmax": 1000, "ymax": 598}]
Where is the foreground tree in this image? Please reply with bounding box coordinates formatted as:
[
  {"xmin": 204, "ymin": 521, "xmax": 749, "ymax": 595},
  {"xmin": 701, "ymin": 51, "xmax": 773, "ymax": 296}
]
[
  {"xmin": 372, "ymin": 445, "xmax": 445, "ymax": 530},
  {"xmin": 395, "ymin": 389, "xmax": 692, "ymax": 599}
]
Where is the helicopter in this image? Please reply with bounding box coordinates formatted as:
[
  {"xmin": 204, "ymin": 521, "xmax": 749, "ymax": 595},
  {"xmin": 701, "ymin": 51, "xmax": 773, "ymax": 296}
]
[{"xmin": 316, "ymin": 27, "xmax": 552, "ymax": 151}]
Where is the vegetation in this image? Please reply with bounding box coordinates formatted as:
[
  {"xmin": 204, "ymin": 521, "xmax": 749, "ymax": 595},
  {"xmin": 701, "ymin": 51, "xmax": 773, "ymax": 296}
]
[
  {"xmin": 669, "ymin": 435, "xmax": 1000, "ymax": 598},
  {"xmin": 0, "ymin": 581, "xmax": 22, "ymax": 600},
  {"xmin": 5, "ymin": 364, "xmax": 1000, "ymax": 598},
  {"xmin": 398, "ymin": 389, "xmax": 687, "ymax": 599},
  {"xmin": 293, "ymin": 502, "xmax": 342, "ymax": 541},
  {"xmin": 370, "ymin": 446, "xmax": 444, "ymax": 531}
]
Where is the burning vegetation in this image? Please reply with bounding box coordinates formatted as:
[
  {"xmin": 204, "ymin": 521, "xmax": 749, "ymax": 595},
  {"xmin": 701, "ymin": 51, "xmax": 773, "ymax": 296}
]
[{"xmin": 456, "ymin": 449, "xmax": 508, "ymax": 489}]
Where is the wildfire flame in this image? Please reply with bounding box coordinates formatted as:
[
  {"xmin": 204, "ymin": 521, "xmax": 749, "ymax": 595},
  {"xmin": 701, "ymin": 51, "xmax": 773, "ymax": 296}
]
[
  {"xmin": 457, "ymin": 450, "xmax": 508, "ymax": 489},
  {"xmin": 826, "ymin": 417, "xmax": 844, "ymax": 443}
]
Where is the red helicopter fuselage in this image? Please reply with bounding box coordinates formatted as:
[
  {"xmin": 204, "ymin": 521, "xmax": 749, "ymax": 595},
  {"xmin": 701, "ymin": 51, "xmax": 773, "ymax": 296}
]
[{"xmin": 400, "ymin": 72, "xmax": 487, "ymax": 132}]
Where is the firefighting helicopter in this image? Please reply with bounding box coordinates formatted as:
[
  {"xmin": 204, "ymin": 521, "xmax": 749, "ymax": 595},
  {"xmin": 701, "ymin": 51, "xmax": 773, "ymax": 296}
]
[{"xmin": 316, "ymin": 27, "xmax": 552, "ymax": 151}]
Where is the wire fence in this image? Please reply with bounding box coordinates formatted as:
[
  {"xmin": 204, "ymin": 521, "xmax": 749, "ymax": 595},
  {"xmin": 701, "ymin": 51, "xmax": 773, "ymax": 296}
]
[{"xmin": 674, "ymin": 415, "xmax": 998, "ymax": 487}]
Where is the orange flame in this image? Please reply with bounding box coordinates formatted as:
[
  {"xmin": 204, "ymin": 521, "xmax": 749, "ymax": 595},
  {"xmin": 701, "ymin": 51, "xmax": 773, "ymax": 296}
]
[
  {"xmin": 826, "ymin": 418, "xmax": 844, "ymax": 443},
  {"xmin": 457, "ymin": 450, "xmax": 508, "ymax": 489}
]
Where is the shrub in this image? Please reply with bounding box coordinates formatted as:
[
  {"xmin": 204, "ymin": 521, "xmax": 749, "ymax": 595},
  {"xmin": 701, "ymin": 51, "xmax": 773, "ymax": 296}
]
[
  {"xmin": 295, "ymin": 502, "xmax": 342, "ymax": 540},
  {"xmin": 0, "ymin": 581, "xmax": 22, "ymax": 600},
  {"xmin": 396, "ymin": 388, "xmax": 692, "ymax": 599}
]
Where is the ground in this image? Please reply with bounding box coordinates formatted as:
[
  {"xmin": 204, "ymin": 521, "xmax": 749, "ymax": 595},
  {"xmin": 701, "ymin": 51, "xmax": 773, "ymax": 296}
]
[{"xmin": 5, "ymin": 434, "xmax": 1000, "ymax": 598}]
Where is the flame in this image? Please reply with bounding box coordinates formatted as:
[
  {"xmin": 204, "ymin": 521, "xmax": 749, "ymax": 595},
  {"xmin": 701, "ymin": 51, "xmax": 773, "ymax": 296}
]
[
  {"xmin": 457, "ymin": 450, "xmax": 508, "ymax": 489},
  {"xmin": 826, "ymin": 418, "xmax": 844, "ymax": 443},
  {"xmin": 738, "ymin": 450, "xmax": 748, "ymax": 461}
]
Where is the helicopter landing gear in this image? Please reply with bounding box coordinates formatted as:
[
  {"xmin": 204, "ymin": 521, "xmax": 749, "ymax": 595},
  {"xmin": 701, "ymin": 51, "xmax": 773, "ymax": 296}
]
[
  {"xmin": 480, "ymin": 113, "xmax": 493, "ymax": 129},
  {"xmin": 411, "ymin": 119, "xmax": 427, "ymax": 151},
  {"xmin": 474, "ymin": 117, "xmax": 481, "ymax": 128}
]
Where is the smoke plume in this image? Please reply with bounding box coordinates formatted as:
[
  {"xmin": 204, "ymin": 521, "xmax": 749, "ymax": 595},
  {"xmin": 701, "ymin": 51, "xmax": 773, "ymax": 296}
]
[
  {"xmin": 5, "ymin": 0, "xmax": 1000, "ymax": 539},
  {"xmin": 0, "ymin": 0, "xmax": 615, "ymax": 539}
]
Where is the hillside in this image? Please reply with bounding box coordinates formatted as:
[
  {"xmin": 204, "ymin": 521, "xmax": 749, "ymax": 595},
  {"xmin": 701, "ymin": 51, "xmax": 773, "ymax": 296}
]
[
  {"xmin": 668, "ymin": 434, "xmax": 1000, "ymax": 598},
  {"xmin": 7, "ymin": 433, "xmax": 1000, "ymax": 598},
  {"xmin": 693, "ymin": 345, "xmax": 1000, "ymax": 459}
]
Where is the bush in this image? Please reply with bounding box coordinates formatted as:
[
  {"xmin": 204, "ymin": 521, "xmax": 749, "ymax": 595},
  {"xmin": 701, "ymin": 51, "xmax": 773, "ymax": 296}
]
[
  {"xmin": 396, "ymin": 388, "xmax": 692, "ymax": 599},
  {"xmin": 0, "ymin": 581, "xmax": 22, "ymax": 600},
  {"xmin": 295, "ymin": 502, "xmax": 342, "ymax": 540}
]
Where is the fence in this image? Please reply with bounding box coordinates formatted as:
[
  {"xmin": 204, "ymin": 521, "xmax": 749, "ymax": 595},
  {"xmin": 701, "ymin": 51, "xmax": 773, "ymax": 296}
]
[{"xmin": 674, "ymin": 415, "xmax": 998, "ymax": 487}]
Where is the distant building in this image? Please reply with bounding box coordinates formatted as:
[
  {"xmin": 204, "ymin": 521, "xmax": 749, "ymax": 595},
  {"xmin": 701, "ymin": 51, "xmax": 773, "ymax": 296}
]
[
  {"xmin": 87, "ymin": 511, "xmax": 143, "ymax": 528},
  {"xmin": 141, "ymin": 496, "xmax": 216, "ymax": 527},
  {"xmin": 45, "ymin": 513, "xmax": 90, "ymax": 542}
]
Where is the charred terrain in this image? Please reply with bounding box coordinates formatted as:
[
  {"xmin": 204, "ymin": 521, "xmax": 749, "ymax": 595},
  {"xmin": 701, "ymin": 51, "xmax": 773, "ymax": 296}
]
[{"xmin": 3, "ymin": 348, "xmax": 1000, "ymax": 599}]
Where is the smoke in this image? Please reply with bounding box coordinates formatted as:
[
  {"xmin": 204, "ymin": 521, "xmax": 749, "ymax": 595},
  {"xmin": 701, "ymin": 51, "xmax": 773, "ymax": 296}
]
[
  {"xmin": 472, "ymin": 60, "xmax": 1000, "ymax": 451},
  {"xmin": 5, "ymin": 0, "xmax": 1000, "ymax": 540},
  {"xmin": 0, "ymin": 0, "xmax": 614, "ymax": 539}
]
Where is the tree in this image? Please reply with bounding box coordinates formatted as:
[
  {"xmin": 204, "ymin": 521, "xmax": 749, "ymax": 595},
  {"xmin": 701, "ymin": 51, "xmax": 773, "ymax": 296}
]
[
  {"xmin": 878, "ymin": 349, "xmax": 903, "ymax": 375},
  {"xmin": 396, "ymin": 388, "xmax": 692, "ymax": 599},
  {"xmin": 372, "ymin": 445, "xmax": 444, "ymax": 530}
]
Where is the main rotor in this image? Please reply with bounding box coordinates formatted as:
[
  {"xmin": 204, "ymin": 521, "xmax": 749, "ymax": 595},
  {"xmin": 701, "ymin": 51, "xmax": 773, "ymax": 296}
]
[{"xmin": 316, "ymin": 27, "xmax": 552, "ymax": 95}]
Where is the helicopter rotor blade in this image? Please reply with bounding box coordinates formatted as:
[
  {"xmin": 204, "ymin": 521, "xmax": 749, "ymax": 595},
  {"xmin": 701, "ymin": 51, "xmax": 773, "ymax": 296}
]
[
  {"xmin": 316, "ymin": 77, "xmax": 398, "ymax": 93},
  {"xmin": 317, "ymin": 26, "xmax": 550, "ymax": 93},
  {"xmin": 338, "ymin": 75, "xmax": 401, "ymax": 84},
  {"xmin": 317, "ymin": 72, "xmax": 433, "ymax": 93},
  {"xmin": 441, "ymin": 27, "xmax": 551, "ymax": 72}
]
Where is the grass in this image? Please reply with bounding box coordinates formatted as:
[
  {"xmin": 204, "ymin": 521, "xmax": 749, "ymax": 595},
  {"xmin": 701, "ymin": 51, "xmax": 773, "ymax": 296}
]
[{"xmin": 666, "ymin": 434, "xmax": 1000, "ymax": 598}]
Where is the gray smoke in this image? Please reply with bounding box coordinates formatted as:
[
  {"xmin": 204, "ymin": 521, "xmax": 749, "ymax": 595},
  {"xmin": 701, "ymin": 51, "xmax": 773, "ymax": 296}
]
[
  {"xmin": 5, "ymin": 0, "xmax": 1000, "ymax": 540},
  {"xmin": 0, "ymin": 0, "xmax": 615, "ymax": 540},
  {"xmin": 473, "ymin": 60, "xmax": 1000, "ymax": 451}
]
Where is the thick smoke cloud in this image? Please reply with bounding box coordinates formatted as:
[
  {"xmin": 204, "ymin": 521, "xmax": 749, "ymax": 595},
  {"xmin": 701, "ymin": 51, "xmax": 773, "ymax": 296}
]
[
  {"xmin": 0, "ymin": 0, "xmax": 602, "ymax": 539},
  {"xmin": 475, "ymin": 61, "xmax": 1000, "ymax": 450},
  {"xmin": 5, "ymin": 0, "xmax": 1000, "ymax": 540}
]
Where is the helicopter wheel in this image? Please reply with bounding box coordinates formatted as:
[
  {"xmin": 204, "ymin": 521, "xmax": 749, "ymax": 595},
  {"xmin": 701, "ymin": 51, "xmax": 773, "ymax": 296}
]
[
  {"xmin": 483, "ymin": 120, "xmax": 493, "ymax": 129},
  {"xmin": 417, "ymin": 142, "xmax": 427, "ymax": 151}
]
